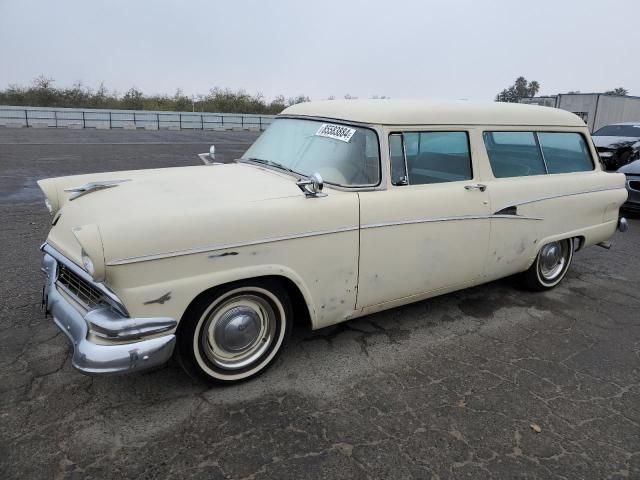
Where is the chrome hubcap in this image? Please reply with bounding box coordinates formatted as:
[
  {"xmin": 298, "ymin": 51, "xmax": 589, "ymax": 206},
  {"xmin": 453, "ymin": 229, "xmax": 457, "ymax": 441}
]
[
  {"xmin": 201, "ymin": 294, "xmax": 276, "ymax": 370},
  {"xmin": 214, "ymin": 307, "xmax": 261, "ymax": 352},
  {"xmin": 539, "ymin": 241, "xmax": 567, "ymax": 281}
]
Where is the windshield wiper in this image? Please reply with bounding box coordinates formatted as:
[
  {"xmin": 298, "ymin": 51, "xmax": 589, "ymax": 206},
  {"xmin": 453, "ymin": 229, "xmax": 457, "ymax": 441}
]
[{"xmin": 243, "ymin": 157, "xmax": 299, "ymax": 175}]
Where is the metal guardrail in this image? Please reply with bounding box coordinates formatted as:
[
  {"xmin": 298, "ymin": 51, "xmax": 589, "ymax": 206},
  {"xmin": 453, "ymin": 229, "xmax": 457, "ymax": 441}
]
[{"xmin": 0, "ymin": 107, "xmax": 275, "ymax": 131}]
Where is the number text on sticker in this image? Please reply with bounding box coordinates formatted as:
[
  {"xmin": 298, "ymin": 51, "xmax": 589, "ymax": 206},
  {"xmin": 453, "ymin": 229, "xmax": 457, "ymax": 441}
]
[{"xmin": 315, "ymin": 124, "xmax": 357, "ymax": 143}]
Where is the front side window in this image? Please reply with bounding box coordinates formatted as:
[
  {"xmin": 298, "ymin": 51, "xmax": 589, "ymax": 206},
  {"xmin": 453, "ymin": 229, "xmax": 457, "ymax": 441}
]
[
  {"xmin": 538, "ymin": 132, "xmax": 593, "ymax": 173},
  {"xmin": 241, "ymin": 118, "xmax": 380, "ymax": 187},
  {"xmin": 390, "ymin": 131, "xmax": 473, "ymax": 185},
  {"xmin": 483, "ymin": 131, "xmax": 547, "ymax": 178},
  {"xmin": 389, "ymin": 134, "xmax": 407, "ymax": 185}
]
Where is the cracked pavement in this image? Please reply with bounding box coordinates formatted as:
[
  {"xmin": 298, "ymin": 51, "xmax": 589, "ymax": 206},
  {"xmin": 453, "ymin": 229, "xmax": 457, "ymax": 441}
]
[{"xmin": 1, "ymin": 128, "xmax": 639, "ymax": 479}]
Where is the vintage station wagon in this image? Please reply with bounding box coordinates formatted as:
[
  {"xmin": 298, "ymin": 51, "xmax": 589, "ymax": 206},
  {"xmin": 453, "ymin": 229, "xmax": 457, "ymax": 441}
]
[{"xmin": 39, "ymin": 100, "xmax": 628, "ymax": 383}]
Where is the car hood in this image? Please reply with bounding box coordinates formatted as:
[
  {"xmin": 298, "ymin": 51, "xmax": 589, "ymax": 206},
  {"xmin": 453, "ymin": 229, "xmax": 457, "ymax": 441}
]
[
  {"xmin": 40, "ymin": 163, "xmax": 317, "ymax": 265},
  {"xmin": 618, "ymin": 159, "xmax": 640, "ymax": 174},
  {"xmin": 592, "ymin": 136, "xmax": 640, "ymax": 149}
]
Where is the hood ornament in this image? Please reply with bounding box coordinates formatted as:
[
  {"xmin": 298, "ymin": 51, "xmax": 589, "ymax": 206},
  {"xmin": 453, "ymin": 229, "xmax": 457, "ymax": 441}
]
[{"xmin": 65, "ymin": 179, "xmax": 130, "ymax": 200}]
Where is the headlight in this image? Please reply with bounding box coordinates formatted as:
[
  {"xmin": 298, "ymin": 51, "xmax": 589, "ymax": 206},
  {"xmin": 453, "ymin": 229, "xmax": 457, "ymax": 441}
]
[
  {"xmin": 81, "ymin": 249, "xmax": 95, "ymax": 276},
  {"xmin": 37, "ymin": 178, "xmax": 60, "ymax": 216},
  {"xmin": 73, "ymin": 224, "xmax": 106, "ymax": 282}
]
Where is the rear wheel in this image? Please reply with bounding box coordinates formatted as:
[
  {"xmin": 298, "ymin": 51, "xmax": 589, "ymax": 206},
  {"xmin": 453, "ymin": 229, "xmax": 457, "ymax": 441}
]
[
  {"xmin": 521, "ymin": 239, "xmax": 573, "ymax": 291},
  {"xmin": 176, "ymin": 279, "xmax": 292, "ymax": 384}
]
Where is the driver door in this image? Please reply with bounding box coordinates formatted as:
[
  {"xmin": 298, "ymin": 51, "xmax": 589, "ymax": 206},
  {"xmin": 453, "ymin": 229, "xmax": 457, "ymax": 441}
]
[{"xmin": 356, "ymin": 129, "xmax": 491, "ymax": 309}]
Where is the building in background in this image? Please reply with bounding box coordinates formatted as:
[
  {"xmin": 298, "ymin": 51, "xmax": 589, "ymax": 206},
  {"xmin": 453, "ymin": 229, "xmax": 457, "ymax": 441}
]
[{"xmin": 520, "ymin": 94, "xmax": 640, "ymax": 132}]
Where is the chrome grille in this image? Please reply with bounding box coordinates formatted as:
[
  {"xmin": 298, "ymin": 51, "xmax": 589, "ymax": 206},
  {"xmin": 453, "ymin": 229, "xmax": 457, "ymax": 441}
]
[
  {"xmin": 630, "ymin": 180, "xmax": 640, "ymax": 192},
  {"xmin": 56, "ymin": 263, "xmax": 106, "ymax": 310}
]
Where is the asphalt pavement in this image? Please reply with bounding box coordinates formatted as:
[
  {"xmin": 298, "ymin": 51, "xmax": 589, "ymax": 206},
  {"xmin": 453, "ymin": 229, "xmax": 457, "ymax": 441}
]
[{"xmin": 1, "ymin": 127, "xmax": 638, "ymax": 479}]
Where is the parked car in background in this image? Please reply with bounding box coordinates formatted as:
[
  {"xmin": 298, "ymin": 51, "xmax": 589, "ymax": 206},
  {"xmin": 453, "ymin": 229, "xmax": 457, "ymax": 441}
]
[
  {"xmin": 592, "ymin": 122, "xmax": 640, "ymax": 170},
  {"xmin": 618, "ymin": 159, "xmax": 640, "ymax": 212},
  {"xmin": 38, "ymin": 100, "xmax": 628, "ymax": 384}
]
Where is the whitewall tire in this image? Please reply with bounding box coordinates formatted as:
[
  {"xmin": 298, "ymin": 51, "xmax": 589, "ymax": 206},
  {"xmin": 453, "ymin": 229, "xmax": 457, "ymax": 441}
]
[
  {"xmin": 521, "ymin": 239, "xmax": 574, "ymax": 291},
  {"xmin": 176, "ymin": 279, "xmax": 292, "ymax": 384}
]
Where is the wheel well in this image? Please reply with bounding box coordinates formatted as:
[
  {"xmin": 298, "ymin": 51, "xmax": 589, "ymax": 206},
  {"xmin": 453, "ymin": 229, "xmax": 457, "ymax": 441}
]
[
  {"xmin": 274, "ymin": 276, "xmax": 312, "ymax": 331},
  {"xmin": 180, "ymin": 275, "xmax": 312, "ymax": 332},
  {"xmin": 573, "ymin": 236, "xmax": 586, "ymax": 251}
]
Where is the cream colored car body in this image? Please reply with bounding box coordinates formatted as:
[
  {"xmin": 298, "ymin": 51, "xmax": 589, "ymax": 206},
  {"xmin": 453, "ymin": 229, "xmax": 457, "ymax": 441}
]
[{"xmin": 38, "ymin": 100, "xmax": 627, "ymax": 372}]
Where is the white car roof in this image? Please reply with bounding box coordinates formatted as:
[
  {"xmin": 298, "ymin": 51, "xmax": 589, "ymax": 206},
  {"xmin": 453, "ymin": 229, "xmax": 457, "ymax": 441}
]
[{"xmin": 281, "ymin": 99, "xmax": 585, "ymax": 127}]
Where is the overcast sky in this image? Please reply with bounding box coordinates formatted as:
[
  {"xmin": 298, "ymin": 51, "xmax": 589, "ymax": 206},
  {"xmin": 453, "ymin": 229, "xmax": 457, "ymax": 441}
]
[{"xmin": 1, "ymin": 0, "xmax": 638, "ymax": 101}]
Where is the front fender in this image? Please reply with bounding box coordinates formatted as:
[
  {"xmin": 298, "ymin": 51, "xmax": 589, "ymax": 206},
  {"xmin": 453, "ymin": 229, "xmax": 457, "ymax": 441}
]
[{"xmin": 111, "ymin": 262, "xmax": 327, "ymax": 331}]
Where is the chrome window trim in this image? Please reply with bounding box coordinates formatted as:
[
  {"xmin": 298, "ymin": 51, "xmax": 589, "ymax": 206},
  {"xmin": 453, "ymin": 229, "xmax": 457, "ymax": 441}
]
[
  {"xmin": 533, "ymin": 132, "xmax": 550, "ymax": 174},
  {"xmin": 483, "ymin": 130, "xmax": 597, "ymax": 178},
  {"xmin": 253, "ymin": 116, "xmax": 385, "ymax": 191},
  {"xmin": 388, "ymin": 130, "xmax": 475, "ymax": 186},
  {"xmin": 41, "ymin": 243, "xmax": 129, "ymax": 316}
]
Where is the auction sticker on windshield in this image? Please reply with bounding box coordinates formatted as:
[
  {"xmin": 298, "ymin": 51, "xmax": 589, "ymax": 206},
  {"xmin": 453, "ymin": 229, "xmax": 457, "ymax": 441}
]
[{"xmin": 315, "ymin": 123, "xmax": 356, "ymax": 143}]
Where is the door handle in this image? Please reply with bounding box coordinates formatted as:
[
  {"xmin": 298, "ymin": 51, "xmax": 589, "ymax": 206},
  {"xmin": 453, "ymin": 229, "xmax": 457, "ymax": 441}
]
[{"xmin": 464, "ymin": 184, "xmax": 487, "ymax": 192}]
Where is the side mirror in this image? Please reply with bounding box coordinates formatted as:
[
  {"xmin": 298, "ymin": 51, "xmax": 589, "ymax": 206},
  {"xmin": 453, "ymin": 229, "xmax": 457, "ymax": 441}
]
[
  {"xmin": 296, "ymin": 172, "xmax": 326, "ymax": 197},
  {"xmin": 209, "ymin": 145, "xmax": 216, "ymax": 161}
]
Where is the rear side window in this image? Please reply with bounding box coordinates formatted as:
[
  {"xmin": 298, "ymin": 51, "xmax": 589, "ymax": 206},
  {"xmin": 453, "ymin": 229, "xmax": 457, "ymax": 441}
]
[
  {"xmin": 537, "ymin": 133, "xmax": 593, "ymax": 173},
  {"xmin": 483, "ymin": 132, "xmax": 546, "ymax": 178},
  {"xmin": 401, "ymin": 132, "xmax": 472, "ymax": 185},
  {"xmin": 484, "ymin": 131, "xmax": 594, "ymax": 178}
]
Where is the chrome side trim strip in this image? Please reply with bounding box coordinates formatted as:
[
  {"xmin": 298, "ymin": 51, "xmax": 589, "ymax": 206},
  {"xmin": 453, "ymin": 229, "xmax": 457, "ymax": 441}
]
[
  {"xmin": 106, "ymin": 225, "xmax": 360, "ymax": 266},
  {"xmin": 102, "ymin": 187, "xmax": 621, "ymax": 266},
  {"xmin": 361, "ymin": 214, "xmax": 542, "ymax": 230},
  {"xmin": 510, "ymin": 186, "xmax": 623, "ymax": 207},
  {"xmin": 107, "ymin": 212, "xmax": 549, "ymax": 266},
  {"xmin": 491, "ymin": 214, "xmax": 544, "ymax": 220}
]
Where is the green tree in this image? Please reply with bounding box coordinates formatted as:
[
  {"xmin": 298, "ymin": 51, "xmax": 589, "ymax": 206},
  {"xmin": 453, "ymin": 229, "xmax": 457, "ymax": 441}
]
[
  {"xmin": 604, "ymin": 87, "xmax": 628, "ymax": 96},
  {"xmin": 122, "ymin": 87, "xmax": 144, "ymax": 110},
  {"xmin": 267, "ymin": 95, "xmax": 287, "ymax": 113},
  {"xmin": 495, "ymin": 76, "xmax": 540, "ymax": 103},
  {"xmin": 0, "ymin": 76, "xmax": 309, "ymax": 114},
  {"xmin": 172, "ymin": 88, "xmax": 192, "ymax": 111},
  {"xmin": 286, "ymin": 95, "xmax": 310, "ymax": 106},
  {"xmin": 31, "ymin": 75, "xmax": 57, "ymax": 106}
]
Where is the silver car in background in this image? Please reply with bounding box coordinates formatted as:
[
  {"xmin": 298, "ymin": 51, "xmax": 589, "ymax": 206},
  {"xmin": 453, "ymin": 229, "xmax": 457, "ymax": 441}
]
[{"xmin": 618, "ymin": 159, "xmax": 640, "ymax": 213}]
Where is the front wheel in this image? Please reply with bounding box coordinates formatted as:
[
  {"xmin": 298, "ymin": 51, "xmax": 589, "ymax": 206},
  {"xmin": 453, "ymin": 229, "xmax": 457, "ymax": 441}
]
[
  {"xmin": 521, "ymin": 239, "xmax": 574, "ymax": 291},
  {"xmin": 176, "ymin": 279, "xmax": 292, "ymax": 384}
]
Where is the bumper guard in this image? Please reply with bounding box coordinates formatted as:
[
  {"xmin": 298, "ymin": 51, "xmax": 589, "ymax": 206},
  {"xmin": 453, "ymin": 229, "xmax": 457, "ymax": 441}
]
[{"xmin": 42, "ymin": 248, "xmax": 176, "ymax": 375}]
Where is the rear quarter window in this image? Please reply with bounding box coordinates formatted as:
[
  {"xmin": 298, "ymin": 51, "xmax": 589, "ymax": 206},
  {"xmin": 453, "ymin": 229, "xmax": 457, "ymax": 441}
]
[
  {"xmin": 483, "ymin": 131, "xmax": 546, "ymax": 178},
  {"xmin": 483, "ymin": 131, "xmax": 594, "ymax": 178},
  {"xmin": 537, "ymin": 132, "xmax": 594, "ymax": 173}
]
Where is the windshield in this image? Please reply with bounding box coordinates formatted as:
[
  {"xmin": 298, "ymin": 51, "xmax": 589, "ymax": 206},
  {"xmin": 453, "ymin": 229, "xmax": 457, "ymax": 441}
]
[
  {"xmin": 241, "ymin": 118, "xmax": 380, "ymax": 187},
  {"xmin": 593, "ymin": 124, "xmax": 640, "ymax": 137}
]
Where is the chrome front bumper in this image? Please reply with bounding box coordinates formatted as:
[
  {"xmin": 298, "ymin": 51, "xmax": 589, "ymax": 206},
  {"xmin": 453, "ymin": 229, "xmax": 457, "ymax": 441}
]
[{"xmin": 42, "ymin": 248, "xmax": 177, "ymax": 375}]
